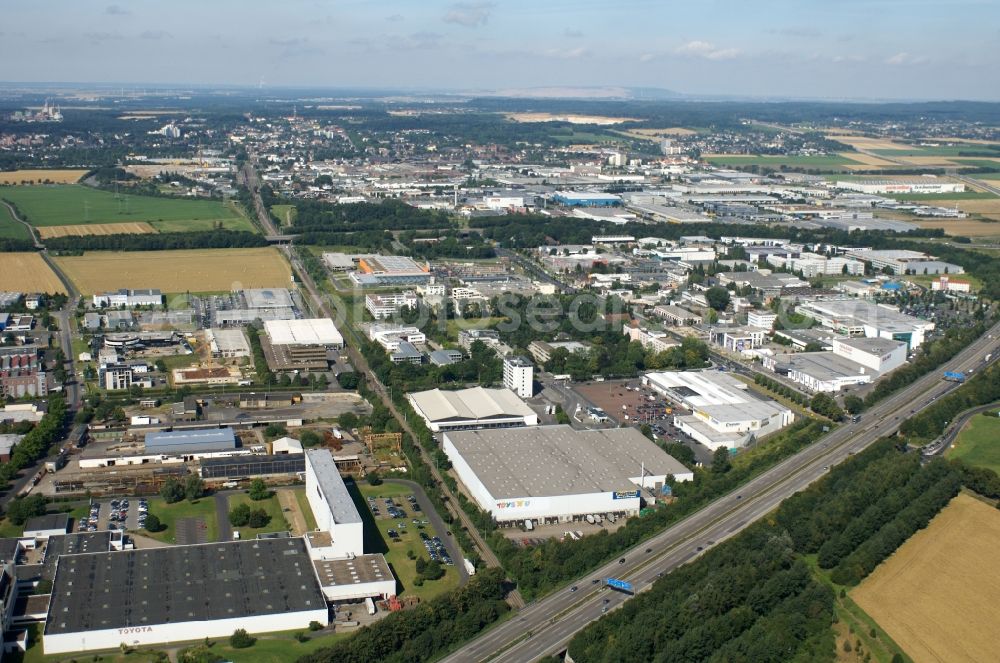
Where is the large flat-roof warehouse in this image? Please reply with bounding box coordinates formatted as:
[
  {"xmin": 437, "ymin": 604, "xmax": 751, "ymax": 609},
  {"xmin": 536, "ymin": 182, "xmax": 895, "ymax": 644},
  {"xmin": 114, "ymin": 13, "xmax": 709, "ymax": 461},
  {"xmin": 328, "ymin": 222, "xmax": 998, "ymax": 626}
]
[
  {"xmin": 145, "ymin": 428, "xmax": 236, "ymax": 455},
  {"xmin": 43, "ymin": 538, "xmax": 328, "ymax": 654},
  {"xmin": 408, "ymin": 387, "xmax": 538, "ymax": 432},
  {"xmin": 443, "ymin": 425, "xmax": 692, "ymax": 526}
]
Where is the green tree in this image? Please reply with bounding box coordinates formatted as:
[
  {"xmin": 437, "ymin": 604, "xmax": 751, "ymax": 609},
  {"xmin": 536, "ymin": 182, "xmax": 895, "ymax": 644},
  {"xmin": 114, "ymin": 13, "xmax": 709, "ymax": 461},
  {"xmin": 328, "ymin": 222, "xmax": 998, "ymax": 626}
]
[
  {"xmin": 229, "ymin": 503, "xmax": 251, "ymax": 527},
  {"xmin": 248, "ymin": 479, "xmax": 271, "ymax": 501},
  {"xmin": 843, "ymin": 395, "xmax": 864, "ymax": 414},
  {"xmin": 5, "ymin": 494, "xmax": 48, "ymax": 525},
  {"xmin": 185, "ymin": 475, "xmax": 205, "ymax": 501},
  {"xmin": 160, "ymin": 477, "xmax": 185, "ymax": 504},
  {"xmin": 299, "ymin": 430, "xmax": 321, "ymax": 447},
  {"xmin": 144, "ymin": 513, "xmax": 163, "ymax": 532},
  {"xmin": 336, "ymin": 372, "xmax": 360, "ymax": 389},
  {"xmin": 421, "ymin": 559, "xmax": 445, "ymax": 581},
  {"xmin": 810, "ymin": 392, "xmax": 844, "ymax": 421},
  {"xmin": 338, "ymin": 412, "xmax": 359, "ymax": 430},
  {"xmin": 711, "ymin": 447, "xmax": 732, "ymax": 474},
  {"xmin": 705, "ymin": 286, "xmax": 731, "ymax": 311},
  {"xmin": 247, "ymin": 508, "xmax": 270, "ymax": 528},
  {"xmin": 229, "ymin": 629, "xmax": 255, "ymax": 649}
]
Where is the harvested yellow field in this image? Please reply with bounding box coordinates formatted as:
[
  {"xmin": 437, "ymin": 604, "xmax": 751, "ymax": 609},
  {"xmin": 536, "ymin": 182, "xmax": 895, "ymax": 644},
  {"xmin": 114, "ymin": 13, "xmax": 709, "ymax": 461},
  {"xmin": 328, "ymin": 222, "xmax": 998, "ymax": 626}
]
[
  {"xmin": 0, "ymin": 169, "xmax": 88, "ymax": 185},
  {"xmin": 36, "ymin": 222, "xmax": 157, "ymax": 239},
  {"xmin": 912, "ymin": 218, "xmax": 1000, "ymax": 237},
  {"xmin": 928, "ymin": 198, "xmax": 1000, "ymax": 216},
  {"xmin": 897, "ymin": 156, "xmax": 960, "ymax": 166},
  {"xmin": 826, "ymin": 135, "xmax": 912, "ymax": 150},
  {"xmin": 54, "ymin": 248, "xmax": 292, "ymax": 294},
  {"xmin": 852, "ymin": 493, "xmax": 1000, "ymax": 663},
  {"xmin": 838, "ymin": 152, "xmax": 897, "ymax": 167},
  {"xmin": 0, "ymin": 253, "xmax": 67, "ymax": 293}
]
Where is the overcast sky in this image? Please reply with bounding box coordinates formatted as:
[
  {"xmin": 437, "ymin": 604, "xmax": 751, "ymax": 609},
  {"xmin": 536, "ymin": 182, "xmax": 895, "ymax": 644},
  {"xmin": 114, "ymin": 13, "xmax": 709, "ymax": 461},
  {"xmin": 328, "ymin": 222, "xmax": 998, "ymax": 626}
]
[{"xmin": 1, "ymin": 0, "xmax": 998, "ymax": 100}]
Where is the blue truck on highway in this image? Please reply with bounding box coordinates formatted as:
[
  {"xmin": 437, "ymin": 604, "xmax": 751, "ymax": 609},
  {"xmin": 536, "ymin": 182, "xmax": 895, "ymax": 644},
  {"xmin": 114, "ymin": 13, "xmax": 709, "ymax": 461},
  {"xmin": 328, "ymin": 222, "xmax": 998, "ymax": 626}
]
[{"xmin": 943, "ymin": 371, "xmax": 966, "ymax": 383}]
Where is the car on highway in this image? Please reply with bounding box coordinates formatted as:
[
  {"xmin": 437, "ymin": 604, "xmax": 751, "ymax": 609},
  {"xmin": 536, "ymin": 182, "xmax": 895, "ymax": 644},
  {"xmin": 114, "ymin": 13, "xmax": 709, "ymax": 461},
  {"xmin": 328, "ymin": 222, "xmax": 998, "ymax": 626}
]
[
  {"xmin": 645, "ymin": 548, "xmax": 652, "ymax": 553},
  {"xmin": 569, "ymin": 586, "xmax": 577, "ymax": 592},
  {"xmin": 618, "ymin": 558, "xmax": 626, "ymax": 564}
]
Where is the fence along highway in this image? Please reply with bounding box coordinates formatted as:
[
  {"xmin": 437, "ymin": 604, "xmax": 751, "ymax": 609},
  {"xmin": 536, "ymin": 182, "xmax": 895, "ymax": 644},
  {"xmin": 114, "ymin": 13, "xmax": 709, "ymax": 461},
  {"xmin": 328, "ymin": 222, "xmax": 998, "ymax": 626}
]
[{"xmin": 441, "ymin": 320, "xmax": 1000, "ymax": 663}]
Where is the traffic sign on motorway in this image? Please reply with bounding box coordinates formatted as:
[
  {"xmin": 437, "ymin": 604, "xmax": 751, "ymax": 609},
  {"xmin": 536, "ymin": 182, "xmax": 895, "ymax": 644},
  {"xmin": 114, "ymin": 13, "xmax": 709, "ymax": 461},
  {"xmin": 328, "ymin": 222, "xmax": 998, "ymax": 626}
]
[{"xmin": 606, "ymin": 578, "xmax": 634, "ymax": 593}]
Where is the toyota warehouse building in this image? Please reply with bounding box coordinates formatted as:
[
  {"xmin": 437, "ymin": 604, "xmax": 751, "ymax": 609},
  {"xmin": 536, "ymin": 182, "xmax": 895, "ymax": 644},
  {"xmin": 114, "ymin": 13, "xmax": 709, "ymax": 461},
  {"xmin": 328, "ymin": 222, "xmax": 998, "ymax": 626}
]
[{"xmin": 442, "ymin": 425, "xmax": 692, "ymax": 528}]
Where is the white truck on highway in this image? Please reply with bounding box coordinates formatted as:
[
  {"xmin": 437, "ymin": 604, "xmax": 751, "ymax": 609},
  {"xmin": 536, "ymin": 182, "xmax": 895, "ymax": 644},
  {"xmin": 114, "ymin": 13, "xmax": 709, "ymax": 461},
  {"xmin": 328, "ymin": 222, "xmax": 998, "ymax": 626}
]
[{"xmin": 464, "ymin": 558, "xmax": 476, "ymax": 576}]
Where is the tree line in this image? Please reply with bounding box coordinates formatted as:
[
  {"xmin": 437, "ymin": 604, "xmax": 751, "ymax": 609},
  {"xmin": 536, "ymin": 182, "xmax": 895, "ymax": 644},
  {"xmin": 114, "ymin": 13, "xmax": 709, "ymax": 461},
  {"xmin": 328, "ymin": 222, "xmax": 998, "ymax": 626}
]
[
  {"xmin": 44, "ymin": 229, "xmax": 268, "ymax": 253},
  {"xmin": 567, "ymin": 438, "xmax": 967, "ymax": 662},
  {"xmin": 297, "ymin": 568, "xmax": 509, "ymax": 663},
  {"xmin": 0, "ymin": 396, "xmax": 66, "ymax": 489}
]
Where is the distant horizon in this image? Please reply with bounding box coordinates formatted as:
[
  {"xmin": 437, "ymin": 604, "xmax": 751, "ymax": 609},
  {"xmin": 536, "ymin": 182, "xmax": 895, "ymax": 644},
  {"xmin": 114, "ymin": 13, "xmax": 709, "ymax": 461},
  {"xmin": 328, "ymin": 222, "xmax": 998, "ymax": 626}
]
[
  {"xmin": 1, "ymin": 0, "xmax": 998, "ymax": 102},
  {"xmin": 1, "ymin": 81, "xmax": 999, "ymax": 106}
]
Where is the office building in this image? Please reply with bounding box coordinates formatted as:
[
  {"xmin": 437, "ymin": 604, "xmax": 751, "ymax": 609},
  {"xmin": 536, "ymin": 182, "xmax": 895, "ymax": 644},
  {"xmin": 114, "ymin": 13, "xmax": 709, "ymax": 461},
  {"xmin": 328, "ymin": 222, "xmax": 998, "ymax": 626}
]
[{"xmin": 503, "ymin": 356, "xmax": 534, "ymax": 399}]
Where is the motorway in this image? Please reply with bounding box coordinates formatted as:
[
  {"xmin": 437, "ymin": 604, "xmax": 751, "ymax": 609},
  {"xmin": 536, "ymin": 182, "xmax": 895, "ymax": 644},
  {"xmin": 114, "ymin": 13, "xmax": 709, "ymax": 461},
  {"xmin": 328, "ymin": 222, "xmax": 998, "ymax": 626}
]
[{"xmin": 442, "ymin": 321, "xmax": 1000, "ymax": 663}]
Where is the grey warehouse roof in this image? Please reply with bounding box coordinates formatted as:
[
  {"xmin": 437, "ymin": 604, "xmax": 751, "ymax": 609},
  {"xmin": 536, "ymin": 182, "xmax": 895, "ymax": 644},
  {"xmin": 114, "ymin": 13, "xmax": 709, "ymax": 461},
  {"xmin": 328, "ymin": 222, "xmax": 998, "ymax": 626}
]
[
  {"xmin": 444, "ymin": 425, "xmax": 690, "ymax": 499},
  {"xmin": 145, "ymin": 428, "xmax": 236, "ymax": 455},
  {"xmin": 44, "ymin": 538, "xmax": 324, "ymax": 635},
  {"xmin": 306, "ymin": 449, "xmax": 362, "ymax": 525}
]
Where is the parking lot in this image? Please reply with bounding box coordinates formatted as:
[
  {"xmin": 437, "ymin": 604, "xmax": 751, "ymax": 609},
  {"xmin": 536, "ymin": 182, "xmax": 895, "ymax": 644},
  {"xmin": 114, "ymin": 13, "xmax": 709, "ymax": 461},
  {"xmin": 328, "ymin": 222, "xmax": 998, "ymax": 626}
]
[
  {"xmin": 76, "ymin": 497, "xmax": 150, "ymax": 533},
  {"xmin": 573, "ymin": 380, "xmax": 673, "ymax": 426},
  {"xmin": 366, "ymin": 494, "xmax": 457, "ymax": 567}
]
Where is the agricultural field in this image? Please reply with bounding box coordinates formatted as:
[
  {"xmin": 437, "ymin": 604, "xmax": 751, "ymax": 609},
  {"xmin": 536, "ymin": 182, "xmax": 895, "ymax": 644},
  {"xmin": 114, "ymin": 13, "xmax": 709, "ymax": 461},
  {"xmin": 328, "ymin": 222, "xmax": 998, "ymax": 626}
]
[
  {"xmin": 53, "ymin": 248, "xmax": 292, "ymax": 294},
  {"xmin": 0, "ymin": 184, "xmax": 254, "ymax": 232},
  {"xmin": 0, "ymin": 169, "xmax": 87, "ymax": 185},
  {"xmin": 36, "ymin": 221, "xmax": 156, "ymax": 239},
  {"xmin": 703, "ymin": 153, "xmax": 858, "ymax": 170},
  {"xmin": 912, "ymin": 217, "xmax": 1000, "ymax": 238},
  {"xmin": 852, "ymin": 493, "xmax": 1000, "ymax": 663},
  {"xmin": 946, "ymin": 410, "xmax": 1000, "ymax": 474},
  {"xmin": 0, "ymin": 253, "xmax": 67, "ymax": 293},
  {"xmin": 0, "ymin": 202, "xmax": 32, "ymax": 240},
  {"xmin": 925, "ymin": 197, "xmax": 1000, "ymax": 221}
]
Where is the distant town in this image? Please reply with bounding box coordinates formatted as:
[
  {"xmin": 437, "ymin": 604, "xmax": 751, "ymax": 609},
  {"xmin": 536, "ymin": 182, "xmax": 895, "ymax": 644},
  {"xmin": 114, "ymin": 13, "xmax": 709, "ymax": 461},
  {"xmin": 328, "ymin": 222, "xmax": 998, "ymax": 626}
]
[{"xmin": 0, "ymin": 86, "xmax": 999, "ymax": 663}]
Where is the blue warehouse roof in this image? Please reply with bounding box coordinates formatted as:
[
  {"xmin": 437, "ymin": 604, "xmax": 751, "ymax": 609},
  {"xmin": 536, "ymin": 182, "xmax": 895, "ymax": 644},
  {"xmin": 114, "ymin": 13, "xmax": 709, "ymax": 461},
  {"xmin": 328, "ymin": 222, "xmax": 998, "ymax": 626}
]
[{"xmin": 144, "ymin": 427, "xmax": 236, "ymax": 455}]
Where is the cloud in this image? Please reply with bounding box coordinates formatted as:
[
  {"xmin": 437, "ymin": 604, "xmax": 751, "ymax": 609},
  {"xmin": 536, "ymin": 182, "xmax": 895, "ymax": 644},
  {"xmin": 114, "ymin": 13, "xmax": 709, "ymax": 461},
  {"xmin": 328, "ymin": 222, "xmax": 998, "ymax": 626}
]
[
  {"xmin": 84, "ymin": 31, "xmax": 123, "ymax": 44},
  {"xmin": 767, "ymin": 26, "xmax": 821, "ymax": 38},
  {"xmin": 639, "ymin": 52, "xmax": 656, "ymax": 63},
  {"xmin": 443, "ymin": 2, "xmax": 493, "ymax": 28},
  {"xmin": 832, "ymin": 54, "xmax": 866, "ymax": 63},
  {"xmin": 105, "ymin": 4, "xmax": 129, "ymax": 16},
  {"xmin": 386, "ymin": 13, "xmax": 404, "ymax": 22},
  {"xmin": 885, "ymin": 51, "xmax": 927, "ymax": 65},
  {"xmin": 139, "ymin": 30, "xmax": 171, "ymax": 40},
  {"xmin": 542, "ymin": 46, "xmax": 590, "ymax": 60},
  {"xmin": 269, "ymin": 37, "xmax": 307, "ymax": 47},
  {"xmin": 269, "ymin": 37, "xmax": 323, "ymax": 58},
  {"xmin": 564, "ymin": 28, "xmax": 583, "ymax": 38},
  {"xmin": 675, "ymin": 40, "xmax": 740, "ymax": 60},
  {"xmin": 407, "ymin": 31, "xmax": 444, "ymax": 49}
]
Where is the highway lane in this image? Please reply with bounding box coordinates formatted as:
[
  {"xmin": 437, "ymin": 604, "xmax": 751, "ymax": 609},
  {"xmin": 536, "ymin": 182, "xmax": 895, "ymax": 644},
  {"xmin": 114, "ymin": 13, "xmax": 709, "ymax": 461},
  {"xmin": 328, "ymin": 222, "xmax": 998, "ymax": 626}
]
[{"xmin": 443, "ymin": 321, "xmax": 1000, "ymax": 663}]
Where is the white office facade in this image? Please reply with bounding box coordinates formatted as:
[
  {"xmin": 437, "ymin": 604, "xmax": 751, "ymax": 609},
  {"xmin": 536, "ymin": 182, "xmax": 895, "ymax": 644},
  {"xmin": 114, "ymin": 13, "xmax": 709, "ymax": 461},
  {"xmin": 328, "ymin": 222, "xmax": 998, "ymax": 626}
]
[{"xmin": 503, "ymin": 356, "xmax": 534, "ymax": 399}]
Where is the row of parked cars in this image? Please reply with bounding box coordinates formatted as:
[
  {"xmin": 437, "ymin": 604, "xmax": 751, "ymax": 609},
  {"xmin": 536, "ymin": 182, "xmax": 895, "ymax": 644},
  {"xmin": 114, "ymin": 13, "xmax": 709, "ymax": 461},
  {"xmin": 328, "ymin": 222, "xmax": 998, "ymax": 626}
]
[
  {"xmin": 77, "ymin": 498, "xmax": 149, "ymax": 533},
  {"xmin": 420, "ymin": 532, "xmax": 454, "ymax": 565}
]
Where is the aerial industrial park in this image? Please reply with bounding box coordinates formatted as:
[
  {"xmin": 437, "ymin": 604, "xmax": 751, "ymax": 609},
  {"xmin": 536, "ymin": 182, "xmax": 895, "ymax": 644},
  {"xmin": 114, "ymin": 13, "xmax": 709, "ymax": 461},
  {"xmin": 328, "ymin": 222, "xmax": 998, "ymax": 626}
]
[{"xmin": 0, "ymin": 2, "xmax": 999, "ymax": 661}]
